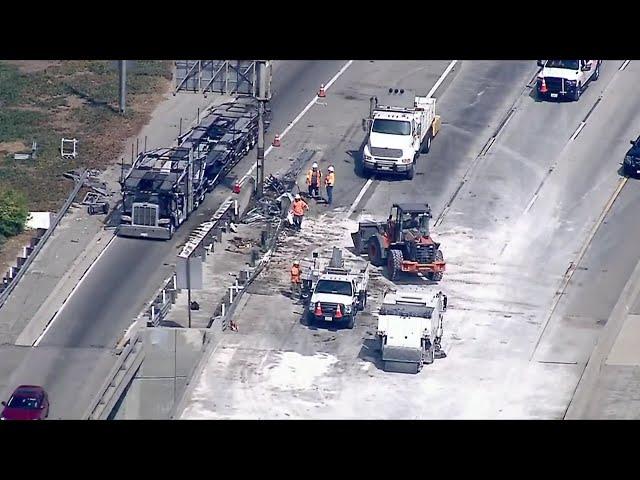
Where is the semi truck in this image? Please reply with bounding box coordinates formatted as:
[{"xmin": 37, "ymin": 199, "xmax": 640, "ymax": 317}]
[
  {"xmin": 302, "ymin": 248, "xmax": 369, "ymax": 329},
  {"xmin": 376, "ymin": 287, "xmax": 447, "ymax": 374},
  {"xmin": 361, "ymin": 88, "xmax": 441, "ymax": 180},
  {"xmin": 117, "ymin": 96, "xmax": 270, "ymax": 240}
]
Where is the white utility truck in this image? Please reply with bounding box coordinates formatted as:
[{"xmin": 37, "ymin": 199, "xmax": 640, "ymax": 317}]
[
  {"xmin": 376, "ymin": 287, "xmax": 447, "ymax": 374},
  {"xmin": 362, "ymin": 88, "xmax": 441, "ymax": 180},
  {"xmin": 303, "ymin": 248, "xmax": 369, "ymax": 329},
  {"xmin": 536, "ymin": 60, "xmax": 602, "ymax": 101}
]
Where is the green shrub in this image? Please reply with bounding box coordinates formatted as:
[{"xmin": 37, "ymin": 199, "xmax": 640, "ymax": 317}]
[{"xmin": 0, "ymin": 188, "xmax": 29, "ymax": 238}]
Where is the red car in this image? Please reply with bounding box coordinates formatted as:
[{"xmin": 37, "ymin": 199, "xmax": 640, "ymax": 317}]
[{"xmin": 1, "ymin": 385, "xmax": 49, "ymax": 420}]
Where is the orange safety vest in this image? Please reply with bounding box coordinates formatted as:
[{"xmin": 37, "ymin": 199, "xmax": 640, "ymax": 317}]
[
  {"xmin": 291, "ymin": 265, "xmax": 301, "ymax": 283},
  {"xmin": 306, "ymin": 169, "xmax": 322, "ymax": 186},
  {"xmin": 325, "ymin": 172, "xmax": 335, "ymax": 187},
  {"xmin": 291, "ymin": 199, "xmax": 308, "ymax": 216}
]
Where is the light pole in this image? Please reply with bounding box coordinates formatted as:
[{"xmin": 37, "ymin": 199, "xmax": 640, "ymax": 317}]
[
  {"xmin": 119, "ymin": 60, "xmax": 127, "ymax": 115},
  {"xmin": 255, "ymin": 61, "xmax": 272, "ymax": 198}
]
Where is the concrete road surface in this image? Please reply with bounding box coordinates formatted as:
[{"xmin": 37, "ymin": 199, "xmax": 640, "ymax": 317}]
[
  {"xmin": 0, "ymin": 60, "xmax": 351, "ymax": 419},
  {"xmin": 179, "ymin": 60, "xmax": 640, "ymax": 419}
]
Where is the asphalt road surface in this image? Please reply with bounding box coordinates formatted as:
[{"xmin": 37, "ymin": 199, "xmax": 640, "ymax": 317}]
[
  {"xmin": 179, "ymin": 60, "xmax": 640, "ymax": 419},
  {"xmin": 0, "ymin": 60, "xmax": 350, "ymax": 419}
]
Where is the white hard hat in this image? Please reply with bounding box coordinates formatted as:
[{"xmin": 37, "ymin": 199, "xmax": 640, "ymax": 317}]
[
  {"xmin": 328, "ymin": 166, "xmax": 334, "ymax": 172},
  {"xmin": 295, "ymin": 193, "xmax": 301, "ymax": 200},
  {"xmin": 294, "ymin": 260, "xmax": 300, "ymax": 265},
  {"xmin": 312, "ymin": 162, "xmax": 318, "ymax": 169}
]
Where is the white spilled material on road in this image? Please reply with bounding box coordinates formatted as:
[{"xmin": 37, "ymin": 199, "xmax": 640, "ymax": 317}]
[{"xmin": 266, "ymin": 352, "xmax": 339, "ymax": 391}]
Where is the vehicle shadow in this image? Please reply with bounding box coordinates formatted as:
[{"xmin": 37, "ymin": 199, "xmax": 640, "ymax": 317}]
[{"xmin": 357, "ymin": 337, "xmax": 385, "ymax": 371}]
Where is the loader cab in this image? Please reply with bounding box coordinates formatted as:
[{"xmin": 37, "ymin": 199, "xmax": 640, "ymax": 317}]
[{"xmin": 387, "ymin": 203, "xmax": 433, "ymax": 242}]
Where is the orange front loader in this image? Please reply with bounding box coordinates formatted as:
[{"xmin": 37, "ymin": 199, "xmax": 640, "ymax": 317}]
[{"xmin": 351, "ymin": 203, "xmax": 445, "ymax": 281}]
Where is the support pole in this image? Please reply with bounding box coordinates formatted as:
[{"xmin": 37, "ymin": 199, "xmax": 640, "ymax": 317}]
[
  {"xmin": 186, "ymin": 256, "xmax": 192, "ymax": 329},
  {"xmin": 119, "ymin": 61, "xmax": 127, "ymax": 115}
]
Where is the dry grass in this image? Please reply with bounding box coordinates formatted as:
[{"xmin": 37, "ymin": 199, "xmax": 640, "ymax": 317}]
[{"xmin": 0, "ymin": 60, "xmax": 173, "ymax": 212}]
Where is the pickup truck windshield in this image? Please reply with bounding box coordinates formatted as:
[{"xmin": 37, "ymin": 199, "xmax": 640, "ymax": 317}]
[
  {"xmin": 546, "ymin": 60, "xmax": 580, "ymax": 70},
  {"xmin": 315, "ymin": 280, "xmax": 353, "ymax": 296},
  {"xmin": 372, "ymin": 119, "xmax": 411, "ymax": 136}
]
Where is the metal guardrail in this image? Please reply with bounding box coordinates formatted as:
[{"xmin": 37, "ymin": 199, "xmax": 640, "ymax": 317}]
[
  {"xmin": 84, "ymin": 322, "xmax": 145, "ymax": 420},
  {"xmin": 0, "ymin": 170, "xmax": 88, "ymax": 310}
]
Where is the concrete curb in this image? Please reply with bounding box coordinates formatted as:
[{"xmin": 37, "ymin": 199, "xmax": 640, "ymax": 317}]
[
  {"xmin": 564, "ymin": 254, "xmax": 640, "ymax": 419},
  {"xmin": 14, "ymin": 229, "xmax": 115, "ymax": 346}
]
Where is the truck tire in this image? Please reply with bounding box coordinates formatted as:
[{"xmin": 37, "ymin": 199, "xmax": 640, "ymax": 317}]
[
  {"xmin": 426, "ymin": 250, "xmax": 444, "ymax": 282},
  {"xmin": 573, "ymin": 83, "xmax": 582, "ymax": 102},
  {"xmin": 406, "ymin": 163, "xmax": 415, "ymax": 180},
  {"xmin": 387, "ymin": 249, "xmax": 403, "ymax": 281},
  {"xmin": 306, "ymin": 310, "xmax": 315, "ymax": 326},
  {"xmin": 421, "ymin": 130, "xmax": 433, "ymax": 154},
  {"xmin": 346, "ymin": 315, "xmax": 355, "ymax": 329},
  {"xmin": 592, "ymin": 64, "xmax": 600, "ymax": 81},
  {"xmin": 168, "ymin": 222, "xmax": 175, "ymax": 239},
  {"xmin": 367, "ymin": 236, "xmax": 385, "ymax": 267}
]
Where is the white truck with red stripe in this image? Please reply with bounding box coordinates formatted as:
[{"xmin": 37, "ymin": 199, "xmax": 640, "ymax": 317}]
[
  {"xmin": 536, "ymin": 60, "xmax": 602, "ymax": 101},
  {"xmin": 362, "ymin": 88, "xmax": 441, "ymax": 180}
]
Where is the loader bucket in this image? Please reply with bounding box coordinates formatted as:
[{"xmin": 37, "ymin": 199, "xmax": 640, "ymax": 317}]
[{"xmin": 351, "ymin": 230, "xmax": 364, "ymax": 254}]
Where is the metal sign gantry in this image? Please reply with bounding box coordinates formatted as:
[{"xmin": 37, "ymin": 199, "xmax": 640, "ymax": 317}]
[{"xmin": 174, "ymin": 60, "xmax": 272, "ymax": 96}]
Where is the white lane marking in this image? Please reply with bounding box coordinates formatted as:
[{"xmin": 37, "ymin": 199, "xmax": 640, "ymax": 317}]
[
  {"xmin": 239, "ymin": 60, "xmax": 355, "ymax": 185},
  {"xmin": 346, "ymin": 178, "xmax": 374, "ymax": 218},
  {"xmin": 569, "ymin": 121, "xmax": 586, "ymax": 142},
  {"xmin": 619, "ymin": 60, "xmax": 630, "ymax": 71},
  {"xmin": 33, "ymin": 234, "xmax": 117, "ymax": 347},
  {"xmin": 523, "ymin": 193, "xmax": 539, "ymax": 215},
  {"xmin": 345, "ymin": 60, "xmax": 458, "ymax": 219},
  {"xmin": 427, "ymin": 60, "xmax": 458, "ymax": 98}
]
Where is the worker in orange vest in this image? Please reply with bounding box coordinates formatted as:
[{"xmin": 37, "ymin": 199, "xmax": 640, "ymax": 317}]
[
  {"xmin": 290, "ymin": 260, "xmax": 302, "ymax": 297},
  {"xmin": 325, "ymin": 165, "xmax": 335, "ymax": 205},
  {"xmin": 306, "ymin": 162, "xmax": 322, "ymax": 198},
  {"xmin": 290, "ymin": 194, "xmax": 309, "ymax": 231}
]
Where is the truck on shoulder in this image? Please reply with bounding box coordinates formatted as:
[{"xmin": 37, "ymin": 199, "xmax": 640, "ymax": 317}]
[
  {"xmin": 376, "ymin": 287, "xmax": 447, "ymax": 374},
  {"xmin": 536, "ymin": 60, "xmax": 602, "ymax": 101},
  {"xmin": 302, "ymin": 248, "xmax": 369, "ymax": 329},
  {"xmin": 361, "ymin": 88, "xmax": 441, "ymax": 180}
]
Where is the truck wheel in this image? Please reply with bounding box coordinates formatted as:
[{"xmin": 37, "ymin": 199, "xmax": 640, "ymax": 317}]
[
  {"xmin": 406, "ymin": 163, "xmax": 415, "ymax": 180},
  {"xmin": 367, "ymin": 236, "xmax": 385, "ymax": 267},
  {"xmin": 306, "ymin": 311, "xmax": 314, "ymax": 326},
  {"xmin": 387, "ymin": 249, "xmax": 403, "ymax": 281},
  {"xmin": 169, "ymin": 222, "xmax": 175, "ymax": 239},
  {"xmin": 421, "ymin": 131, "xmax": 433, "ymax": 154},
  {"xmin": 573, "ymin": 83, "xmax": 582, "ymax": 101},
  {"xmin": 346, "ymin": 315, "xmax": 355, "ymax": 329},
  {"xmin": 592, "ymin": 64, "xmax": 600, "ymax": 81},
  {"xmin": 426, "ymin": 250, "xmax": 444, "ymax": 282}
]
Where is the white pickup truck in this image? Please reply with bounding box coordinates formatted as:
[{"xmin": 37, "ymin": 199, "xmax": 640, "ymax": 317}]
[
  {"xmin": 362, "ymin": 89, "xmax": 441, "ymax": 180},
  {"xmin": 376, "ymin": 288, "xmax": 447, "ymax": 374},
  {"xmin": 536, "ymin": 60, "xmax": 602, "ymax": 101},
  {"xmin": 303, "ymin": 248, "xmax": 369, "ymax": 329}
]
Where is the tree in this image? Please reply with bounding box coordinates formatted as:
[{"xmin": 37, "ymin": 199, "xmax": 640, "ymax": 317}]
[{"xmin": 0, "ymin": 188, "xmax": 29, "ymax": 240}]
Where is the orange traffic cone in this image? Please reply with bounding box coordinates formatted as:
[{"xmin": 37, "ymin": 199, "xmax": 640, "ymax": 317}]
[
  {"xmin": 314, "ymin": 302, "xmax": 322, "ymax": 316},
  {"xmin": 272, "ymin": 134, "xmax": 281, "ymax": 147},
  {"xmin": 318, "ymin": 84, "xmax": 326, "ymax": 98},
  {"xmin": 540, "ymin": 78, "xmax": 548, "ymax": 94},
  {"xmin": 334, "ymin": 304, "xmax": 343, "ymax": 319}
]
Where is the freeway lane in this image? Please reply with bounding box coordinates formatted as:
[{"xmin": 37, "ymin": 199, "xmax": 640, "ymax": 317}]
[
  {"xmin": 180, "ymin": 60, "xmax": 640, "ymax": 419},
  {"xmin": 1, "ymin": 60, "xmax": 348, "ymax": 419},
  {"xmin": 177, "ymin": 61, "xmax": 540, "ymax": 419}
]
